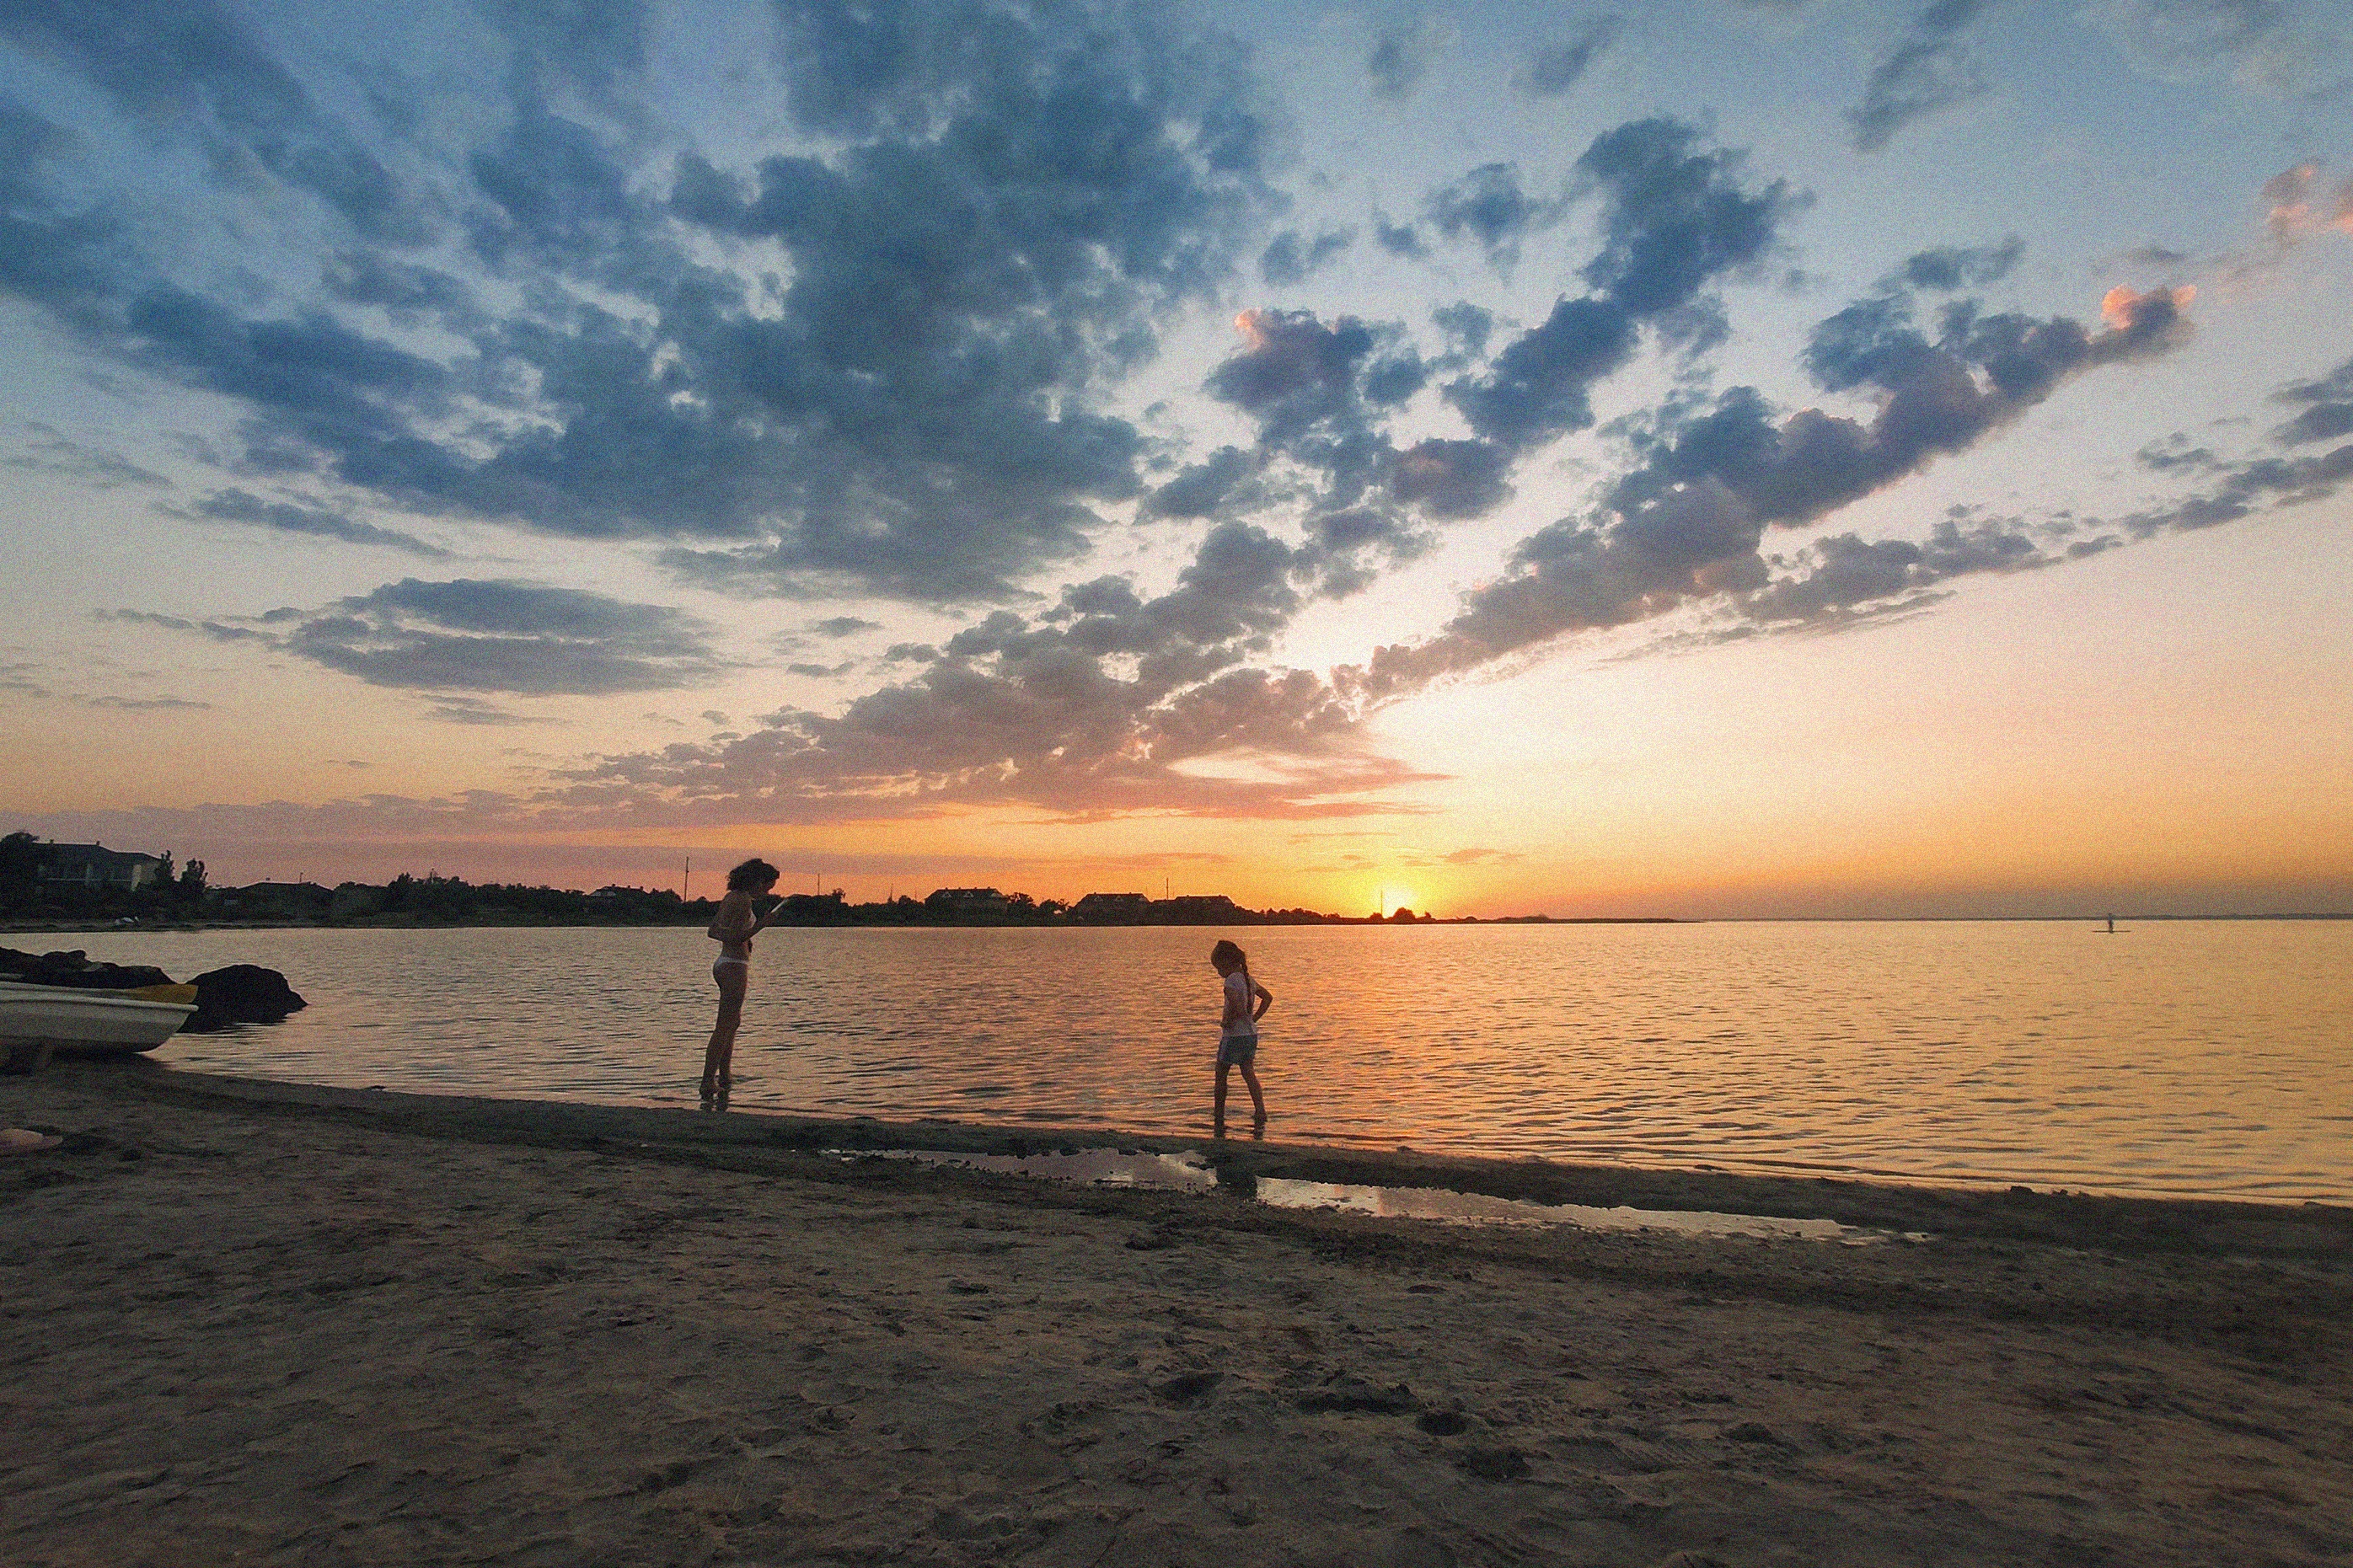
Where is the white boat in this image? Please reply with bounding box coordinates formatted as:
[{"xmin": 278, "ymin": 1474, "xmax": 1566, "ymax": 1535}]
[{"xmin": 0, "ymin": 982, "xmax": 197, "ymax": 1064}]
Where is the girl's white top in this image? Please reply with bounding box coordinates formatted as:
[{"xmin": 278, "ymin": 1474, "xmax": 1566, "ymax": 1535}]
[{"xmin": 1222, "ymin": 969, "xmax": 1257, "ymax": 1039}]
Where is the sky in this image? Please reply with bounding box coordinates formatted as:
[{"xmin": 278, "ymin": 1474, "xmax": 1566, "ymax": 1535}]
[{"xmin": 1, "ymin": 0, "xmax": 2349, "ymax": 918}]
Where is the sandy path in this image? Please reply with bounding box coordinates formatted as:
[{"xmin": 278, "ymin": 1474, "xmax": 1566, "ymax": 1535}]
[{"xmin": 5, "ymin": 1066, "xmax": 2350, "ymax": 1567}]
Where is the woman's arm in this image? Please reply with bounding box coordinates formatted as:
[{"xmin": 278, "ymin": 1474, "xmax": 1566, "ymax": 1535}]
[{"xmin": 707, "ymin": 892, "xmax": 755, "ymax": 942}]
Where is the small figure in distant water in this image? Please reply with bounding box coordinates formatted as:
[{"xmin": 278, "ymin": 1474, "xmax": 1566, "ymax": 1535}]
[
  {"xmin": 1209, "ymin": 939, "xmax": 1272, "ymax": 1137},
  {"xmin": 2106, "ymin": 912, "xmax": 2115, "ymax": 934},
  {"xmin": 703, "ymin": 858, "xmax": 781, "ymax": 1103}
]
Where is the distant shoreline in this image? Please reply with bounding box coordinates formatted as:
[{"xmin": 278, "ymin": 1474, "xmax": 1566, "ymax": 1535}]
[{"xmin": 8, "ymin": 912, "xmax": 2350, "ymax": 936}]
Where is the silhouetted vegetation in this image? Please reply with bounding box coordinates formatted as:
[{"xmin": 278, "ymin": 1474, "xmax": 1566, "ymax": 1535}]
[{"xmin": 1, "ymin": 829, "xmax": 1680, "ymax": 927}]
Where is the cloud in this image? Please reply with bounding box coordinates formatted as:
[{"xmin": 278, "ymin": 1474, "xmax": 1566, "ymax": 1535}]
[
  {"xmin": 421, "ymin": 695, "xmax": 552, "ymax": 726},
  {"xmin": 1351, "ymin": 276, "xmax": 2198, "ymax": 696},
  {"xmin": 1573, "ymin": 118, "xmax": 1802, "ymax": 315},
  {"xmin": 812, "ymin": 617, "xmax": 882, "ymax": 637},
  {"xmin": 278, "ymin": 579, "xmax": 725, "ymax": 694},
  {"xmin": 1367, "ymin": 19, "xmax": 1450, "ymax": 100},
  {"xmin": 102, "ymin": 581, "xmax": 724, "ymax": 695},
  {"xmin": 2, "ymin": 0, "xmax": 1289, "ymax": 606},
  {"xmin": 3, "ymin": 423, "xmax": 171, "ymax": 489},
  {"xmin": 1437, "ymin": 120, "xmax": 1799, "ymax": 454},
  {"xmin": 1424, "ymin": 164, "xmax": 1562, "ymax": 267},
  {"xmin": 786, "ymin": 661, "xmax": 857, "ymax": 678},
  {"xmin": 0, "ymin": 0, "xmax": 431, "ymax": 243},
  {"xmin": 1372, "ymin": 213, "xmax": 1428, "ymax": 259},
  {"xmin": 1259, "ymin": 227, "xmax": 1354, "ymax": 285},
  {"xmin": 85, "ymin": 693, "xmax": 214, "ymax": 711},
  {"xmin": 1899, "ymin": 235, "xmax": 2023, "ymax": 291},
  {"xmin": 557, "ymin": 521, "xmax": 1442, "ymax": 822},
  {"xmin": 1518, "ymin": 19, "xmax": 1622, "ymax": 96},
  {"xmin": 2274, "ymin": 354, "xmax": 2353, "ymax": 446},
  {"xmin": 2086, "ymin": 0, "xmax": 2352, "ymax": 100},
  {"xmin": 1847, "ymin": 0, "xmax": 1998, "ymax": 153},
  {"xmin": 94, "ymin": 607, "xmax": 272, "ymax": 643},
  {"xmin": 2260, "ymin": 161, "xmax": 2353, "ymax": 243},
  {"xmin": 179, "ymin": 488, "xmax": 451, "ymax": 557}
]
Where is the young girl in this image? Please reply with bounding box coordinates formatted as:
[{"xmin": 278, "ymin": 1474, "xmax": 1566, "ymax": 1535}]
[
  {"xmin": 702, "ymin": 858, "xmax": 780, "ymax": 1101},
  {"xmin": 1209, "ymin": 939, "xmax": 1272, "ymax": 1136}
]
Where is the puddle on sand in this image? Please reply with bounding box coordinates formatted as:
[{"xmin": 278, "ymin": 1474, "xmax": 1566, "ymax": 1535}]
[{"xmin": 836, "ymin": 1148, "xmax": 1920, "ymax": 1244}]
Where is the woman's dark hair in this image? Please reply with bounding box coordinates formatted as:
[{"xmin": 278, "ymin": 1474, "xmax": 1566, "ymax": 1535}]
[
  {"xmin": 726, "ymin": 858, "xmax": 780, "ymax": 892},
  {"xmin": 1209, "ymin": 939, "xmax": 1246, "ymax": 971}
]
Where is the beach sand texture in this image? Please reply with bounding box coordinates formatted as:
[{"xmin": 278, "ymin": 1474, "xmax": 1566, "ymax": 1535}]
[{"xmin": 6, "ymin": 1066, "xmax": 2350, "ymax": 1567}]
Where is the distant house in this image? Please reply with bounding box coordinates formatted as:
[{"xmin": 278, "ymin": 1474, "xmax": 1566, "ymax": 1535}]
[
  {"xmin": 1070, "ymin": 891, "xmax": 1151, "ymax": 922},
  {"xmin": 1156, "ymin": 894, "xmax": 1245, "ymax": 923},
  {"xmin": 34, "ymin": 841, "xmax": 169, "ymax": 891},
  {"xmin": 924, "ymin": 886, "xmax": 1009, "ymax": 914}
]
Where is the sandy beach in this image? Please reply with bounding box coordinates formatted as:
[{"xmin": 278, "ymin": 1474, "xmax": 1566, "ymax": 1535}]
[{"xmin": 5, "ymin": 1065, "xmax": 2350, "ymax": 1567}]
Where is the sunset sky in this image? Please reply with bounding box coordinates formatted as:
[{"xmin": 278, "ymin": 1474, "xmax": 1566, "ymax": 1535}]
[{"xmin": 3, "ymin": 0, "xmax": 2349, "ymax": 918}]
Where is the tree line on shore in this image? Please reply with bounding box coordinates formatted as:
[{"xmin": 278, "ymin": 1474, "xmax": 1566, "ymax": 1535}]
[{"xmin": 0, "ymin": 836, "xmax": 1486, "ymax": 926}]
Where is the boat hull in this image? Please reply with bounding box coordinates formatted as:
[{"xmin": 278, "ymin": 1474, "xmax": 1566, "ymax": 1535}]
[{"xmin": 0, "ymin": 982, "xmax": 198, "ymax": 1057}]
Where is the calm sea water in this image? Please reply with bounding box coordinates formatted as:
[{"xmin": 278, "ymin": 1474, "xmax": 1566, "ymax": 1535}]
[{"xmin": 38, "ymin": 921, "xmax": 2352, "ymax": 1203}]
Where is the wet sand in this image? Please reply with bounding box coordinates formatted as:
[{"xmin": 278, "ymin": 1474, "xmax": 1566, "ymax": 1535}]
[{"xmin": 5, "ymin": 1063, "xmax": 2350, "ymax": 1567}]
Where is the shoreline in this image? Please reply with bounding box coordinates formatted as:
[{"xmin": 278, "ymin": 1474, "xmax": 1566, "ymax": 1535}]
[
  {"xmin": 115, "ymin": 1062, "xmax": 2353, "ymax": 1215},
  {"xmin": 54, "ymin": 1062, "xmax": 2353, "ymax": 1250},
  {"xmin": 7, "ymin": 1061, "xmax": 2350, "ymax": 1564}
]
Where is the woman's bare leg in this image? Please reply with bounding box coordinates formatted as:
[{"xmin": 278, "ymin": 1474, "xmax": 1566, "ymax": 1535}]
[{"xmin": 704, "ymin": 967, "xmax": 747, "ymax": 1097}]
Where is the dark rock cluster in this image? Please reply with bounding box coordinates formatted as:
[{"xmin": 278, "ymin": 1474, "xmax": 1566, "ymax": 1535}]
[
  {"xmin": 0, "ymin": 948, "xmax": 305, "ymax": 1032},
  {"xmin": 0, "ymin": 948, "xmax": 173, "ymax": 990}
]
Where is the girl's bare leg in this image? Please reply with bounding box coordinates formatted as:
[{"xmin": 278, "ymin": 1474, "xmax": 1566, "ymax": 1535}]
[
  {"xmin": 1212, "ymin": 1061, "xmax": 1231, "ymax": 1133},
  {"xmin": 1239, "ymin": 1062, "xmax": 1267, "ymax": 1127},
  {"xmin": 704, "ymin": 968, "xmax": 747, "ymax": 1097}
]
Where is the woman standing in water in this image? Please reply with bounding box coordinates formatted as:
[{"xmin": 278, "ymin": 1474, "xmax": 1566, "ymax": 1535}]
[{"xmin": 703, "ymin": 858, "xmax": 780, "ymax": 1101}]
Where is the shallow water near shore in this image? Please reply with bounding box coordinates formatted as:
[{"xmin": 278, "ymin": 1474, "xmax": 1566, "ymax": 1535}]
[
  {"xmin": 44, "ymin": 919, "xmax": 2353, "ymax": 1202},
  {"xmin": 845, "ymin": 1146, "xmax": 1911, "ymax": 1243}
]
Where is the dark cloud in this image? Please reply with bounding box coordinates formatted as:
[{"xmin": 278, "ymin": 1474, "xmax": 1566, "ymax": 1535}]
[
  {"xmin": 1147, "ymin": 446, "xmax": 1257, "ymax": 520},
  {"xmin": 284, "ymin": 579, "xmax": 724, "ymax": 694},
  {"xmin": 1387, "ymin": 440, "xmax": 1513, "ymax": 519},
  {"xmin": 1575, "ymin": 118, "xmax": 1801, "ymax": 315},
  {"xmin": 1351, "ymin": 276, "xmax": 2198, "ymax": 697},
  {"xmin": 1432, "ymin": 120, "xmax": 1796, "ymax": 458},
  {"xmin": 0, "ymin": 0, "xmax": 431, "ymax": 243},
  {"xmin": 2274, "ymin": 354, "xmax": 2353, "ymax": 446},
  {"xmin": 319, "ymin": 252, "xmax": 482, "ymax": 330},
  {"xmin": 3, "ymin": 423, "xmax": 170, "ymax": 489},
  {"xmin": 1900, "ymin": 235, "xmax": 2023, "ymax": 291},
  {"xmin": 115, "ymin": 580, "xmax": 725, "ymax": 695},
  {"xmin": 1424, "ymin": 164, "xmax": 1562, "ymax": 266},
  {"xmin": 3, "ymin": 1, "xmax": 1289, "ymax": 606},
  {"xmin": 180, "ymin": 488, "xmax": 451, "ymax": 557},
  {"xmin": 1847, "ymin": 0, "xmax": 1998, "ymax": 153},
  {"xmin": 786, "ymin": 661, "xmax": 858, "ymax": 679},
  {"xmin": 94, "ymin": 607, "xmax": 272, "ymax": 644},
  {"xmin": 1444, "ymin": 297, "xmax": 1641, "ymax": 448},
  {"xmin": 86, "ymin": 693, "xmax": 214, "ymax": 711},
  {"xmin": 1372, "ymin": 214, "xmax": 1428, "ymax": 259},
  {"xmin": 812, "ymin": 617, "xmax": 882, "ymax": 637},
  {"xmin": 1430, "ymin": 302, "xmax": 1494, "ymax": 363},
  {"xmin": 1259, "ymin": 227, "xmax": 1354, "ymax": 285},
  {"xmin": 1519, "ymin": 19, "xmax": 1621, "ymax": 95},
  {"xmin": 421, "ymin": 695, "xmax": 551, "ymax": 726},
  {"xmin": 0, "ymin": 98, "xmax": 135, "ymax": 331},
  {"xmin": 1367, "ymin": 19, "xmax": 1449, "ymax": 101}
]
